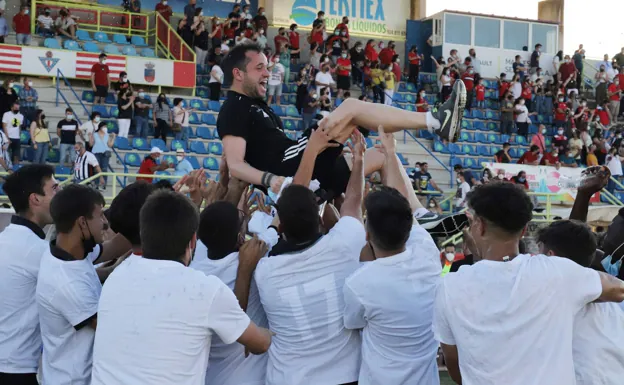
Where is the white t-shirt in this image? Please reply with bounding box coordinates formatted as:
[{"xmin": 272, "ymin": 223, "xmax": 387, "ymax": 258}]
[
  {"xmin": 606, "ymin": 154, "xmax": 623, "ymax": 176},
  {"xmin": 454, "ymin": 181, "xmax": 470, "ymax": 208},
  {"xmin": 511, "ymin": 82, "xmax": 522, "ymax": 99},
  {"xmin": 515, "ymin": 104, "xmax": 530, "ymax": 123},
  {"xmin": 37, "ymin": 14, "xmax": 54, "ymax": 29},
  {"xmin": 209, "ymin": 64, "xmax": 224, "ymax": 84},
  {"xmin": 91, "ymin": 255, "xmax": 250, "ymax": 385},
  {"xmin": 573, "ymin": 301, "xmax": 624, "ymax": 384},
  {"xmin": 268, "ymin": 63, "xmax": 285, "ymax": 86},
  {"xmin": 315, "ymin": 71, "xmax": 334, "ymax": 99},
  {"xmin": 77, "ymin": 121, "xmax": 96, "ymax": 144},
  {"xmin": 343, "ymin": 223, "xmax": 441, "ymax": 385},
  {"xmin": 0, "ymin": 219, "xmax": 48, "ymax": 374},
  {"xmin": 0, "ymin": 131, "xmax": 11, "ymax": 170},
  {"xmin": 433, "ymin": 254, "xmax": 602, "ymax": 385},
  {"xmin": 255, "ymin": 216, "xmax": 365, "ymax": 385},
  {"xmin": 2, "ymin": 110, "xmax": 24, "ymax": 139},
  {"xmin": 36, "ymin": 244, "xmax": 103, "ymax": 385}
]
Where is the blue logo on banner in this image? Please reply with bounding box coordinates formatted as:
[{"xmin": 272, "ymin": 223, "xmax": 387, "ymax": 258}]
[{"xmin": 291, "ymin": 0, "xmax": 317, "ymax": 26}]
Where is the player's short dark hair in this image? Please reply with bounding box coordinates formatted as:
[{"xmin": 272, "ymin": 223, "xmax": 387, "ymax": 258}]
[
  {"xmin": 51, "ymin": 184, "xmax": 105, "ymax": 233},
  {"xmin": 198, "ymin": 201, "xmax": 240, "ymax": 260},
  {"xmin": 453, "ymin": 164, "xmax": 463, "ymax": 171},
  {"xmin": 466, "ymin": 183, "xmax": 532, "ymax": 235},
  {"xmin": 154, "ymin": 179, "xmax": 174, "ymax": 191},
  {"xmin": 90, "ymin": 111, "xmax": 101, "ymax": 120},
  {"xmin": 503, "ymin": 142, "xmax": 511, "ymax": 148},
  {"xmin": 277, "ymin": 184, "xmax": 320, "ymax": 244},
  {"xmin": 365, "ymin": 186, "xmax": 412, "ymax": 251},
  {"xmin": 530, "ymin": 144, "xmax": 540, "ymax": 152},
  {"xmin": 140, "ymin": 190, "xmax": 199, "ymax": 262},
  {"xmin": 537, "ymin": 220, "xmax": 597, "ymax": 267},
  {"xmin": 222, "ymin": 43, "xmax": 263, "ymax": 84},
  {"xmin": 3, "ymin": 165, "xmax": 55, "ymax": 215},
  {"xmin": 108, "ymin": 181, "xmax": 156, "ymax": 246}
]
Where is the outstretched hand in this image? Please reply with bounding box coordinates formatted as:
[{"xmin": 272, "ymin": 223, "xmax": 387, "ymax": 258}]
[
  {"xmin": 346, "ymin": 129, "xmax": 366, "ymax": 161},
  {"xmin": 579, "ymin": 165, "xmax": 611, "ymax": 195},
  {"xmin": 374, "ymin": 125, "xmax": 396, "ymax": 155},
  {"xmin": 307, "ymin": 127, "xmax": 340, "ymax": 155}
]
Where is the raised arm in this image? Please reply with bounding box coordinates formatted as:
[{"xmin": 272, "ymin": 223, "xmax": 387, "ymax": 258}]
[
  {"xmin": 234, "ymin": 237, "xmax": 268, "ymax": 311},
  {"xmin": 340, "ymin": 130, "xmax": 365, "ymax": 220},
  {"xmin": 292, "ymin": 128, "xmax": 339, "ymax": 187}
]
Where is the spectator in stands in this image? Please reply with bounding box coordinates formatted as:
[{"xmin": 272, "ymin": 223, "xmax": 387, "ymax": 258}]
[
  {"xmin": 208, "ymin": 57, "xmax": 223, "ymax": 102},
  {"xmin": 454, "ymin": 172, "xmax": 470, "ymax": 210},
  {"xmin": 558, "ymin": 55, "xmax": 578, "ymax": 88},
  {"xmin": 90, "ymin": 121, "xmax": 115, "ymax": 189},
  {"xmin": 2, "ymin": 101, "xmax": 23, "ymax": 166},
  {"xmin": 133, "ymin": 89, "xmax": 152, "ymax": 138},
  {"xmin": 586, "ymin": 144, "xmax": 599, "ymax": 166},
  {"xmin": 155, "ymin": 0, "xmax": 172, "ymax": 23},
  {"xmin": 56, "ymin": 9, "xmax": 77, "ymax": 40},
  {"xmin": 301, "ymin": 88, "xmax": 319, "ymax": 130},
  {"xmin": 497, "ymin": 73, "xmax": 509, "ymax": 101},
  {"xmin": 0, "ymin": 10, "xmax": 7, "ymax": 44},
  {"xmin": 568, "ymin": 130, "xmax": 583, "ymax": 165},
  {"xmin": 280, "ymin": 44, "xmax": 298, "ymax": 86},
  {"xmin": 184, "ymin": 0, "xmax": 196, "ymax": 26},
  {"xmin": 510, "ymin": 74, "xmax": 522, "ymax": 100},
  {"xmin": 518, "ymin": 145, "xmax": 540, "ymax": 165},
  {"xmin": 137, "ymin": 147, "xmax": 171, "ymax": 182},
  {"xmin": 382, "ymin": 64, "xmax": 395, "ymax": 106},
  {"xmin": 240, "ymin": 4, "xmax": 252, "ymax": 20},
  {"xmin": 326, "ymin": 28, "xmax": 346, "ymax": 63},
  {"xmin": 461, "ymin": 66, "xmax": 475, "ymax": 111},
  {"xmin": 0, "ymin": 79, "xmax": 17, "ymax": 117},
  {"xmin": 494, "ymin": 142, "xmax": 512, "ymax": 163},
  {"xmin": 0, "ymin": 128, "xmax": 10, "ymax": 171},
  {"xmin": 606, "ymin": 147, "xmax": 623, "ymax": 192},
  {"xmin": 72, "ymin": 141, "xmax": 104, "ymax": 187},
  {"xmin": 57, "ymin": 108, "xmax": 79, "ymax": 168},
  {"xmin": 474, "ymin": 78, "xmax": 485, "ymax": 110},
  {"xmin": 349, "ymin": 42, "xmax": 365, "ymax": 84},
  {"xmin": 558, "ymin": 146, "xmax": 578, "ymax": 168},
  {"xmin": 274, "ymin": 27, "xmax": 288, "ymax": 54},
  {"xmin": 512, "ymin": 55, "xmax": 527, "ymax": 81},
  {"xmin": 553, "ymin": 127, "xmax": 568, "ymax": 150},
  {"xmin": 530, "ymin": 67, "xmax": 543, "ymax": 85},
  {"xmin": 511, "ymin": 171, "xmax": 529, "ymax": 190},
  {"xmin": 407, "ymin": 46, "xmax": 423, "ymax": 89},
  {"xmin": 468, "ymin": 48, "xmax": 480, "ymax": 75},
  {"xmin": 267, "ymin": 56, "xmax": 285, "ymax": 106},
  {"xmin": 531, "ymin": 124, "xmax": 548, "ymax": 154},
  {"xmin": 495, "ymin": 168, "xmax": 508, "ymax": 182},
  {"xmin": 365, "ymin": 39, "xmax": 378, "ymax": 62},
  {"xmin": 18, "ymin": 78, "xmax": 38, "ymax": 127},
  {"xmin": 295, "ymin": 65, "xmax": 311, "ymax": 112},
  {"xmin": 318, "ymin": 87, "xmax": 332, "ymax": 117},
  {"xmin": 177, "ymin": 16, "xmax": 193, "ymax": 48},
  {"xmin": 12, "ymin": 6, "xmax": 30, "ymax": 46},
  {"xmin": 91, "ymin": 53, "xmax": 110, "ymax": 106},
  {"xmin": 117, "ymin": 89, "xmax": 134, "ymax": 138},
  {"xmin": 481, "ymin": 168, "xmax": 493, "ymax": 183},
  {"xmin": 608, "ymin": 78, "xmax": 621, "ymax": 120},
  {"xmin": 172, "ymin": 98, "xmax": 191, "ymax": 141},
  {"xmin": 514, "ymin": 98, "xmax": 536, "ymax": 138},
  {"xmin": 288, "ymin": 24, "xmax": 300, "ymax": 65},
  {"xmin": 595, "ymin": 65, "xmax": 610, "ymax": 105},
  {"xmin": 413, "ymin": 162, "xmax": 443, "ymax": 204},
  {"xmin": 78, "ymin": 112, "xmax": 100, "ymax": 151},
  {"xmin": 115, "ymin": 71, "xmax": 132, "ymax": 93},
  {"xmin": 37, "ymin": 7, "xmax": 54, "ymax": 37},
  {"xmin": 530, "ymin": 44, "xmax": 541, "ymax": 74},
  {"xmin": 335, "ymin": 49, "xmax": 351, "ymax": 99},
  {"xmin": 440, "ymin": 67, "xmax": 452, "ymax": 101},
  {"xmin": 554, "ymin": 94, "xmax": 569, "ymax": 128},
  {"xmin": 194, "ymin": 20, "xmax": 209, "ymax": 66},
  {"xmin": 174, "ymin": 148, "xmax": 194, "ymax": 177},
  {"xmin": 253, "ymin": 7, "xmax": 268, "ymax": 36},
  {"xmin": 541, "ymin": 146, "xmax": 559, "ymax": 166},
  {"xmin": 521, "ymin": 79, "xmax": 532, "ymax": 110},
  {"xmin": 314, "ymin": 62, "xmax": 335, "ymax": 101},
  {"xmin": 29, "ymin": 109, "xmax": 50, "ymax": 165},
  {"xmin": 500, "ymin": 93, "xmax": 515, "ymax": 135},
  {"xmin": 152, "ymin": 93, "xmax": 171, "ymax": 141},
  {"xmin": 416, "ymin": 89, "xmax": 429, "ymax": 112},
  {"xmin": 454, "ymin": 164, "xmax": 478, "ymax": 187}
]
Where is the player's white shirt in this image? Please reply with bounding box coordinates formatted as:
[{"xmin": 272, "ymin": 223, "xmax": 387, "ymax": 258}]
[
  {"xmin": 343, "ymin": 223, "xmax": 441, "ymax": 385},
  {"xmin": 433, "ymin": 254, "xmax": 602, "ymax": 385},
  {"xmin": 36, "ymin": 244, "xmax": 103, "ymax": 385},
  {"xmin": 0, "ymin": 218, "xmax": 48, "ymax": 373},
  {"xmin": 255, "ymin": 216, "xmax": 365, "ymax": 385},
  {"xmin": 573, "ymin": 301, "xmax": 624, "ymax": 384},
  {"xmin": 91, "ymin": 254, "xmax": 250, "ymax": 385}
]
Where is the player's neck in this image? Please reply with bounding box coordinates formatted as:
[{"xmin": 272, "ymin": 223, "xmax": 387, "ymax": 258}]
[
  {"xmin": 372, "ymin": 244, "xmax": 406, "ymax": 259},
  {"xmin": 230, "ymin": 83, "xmax": 248, "ymax": 97},
  {"xmin": 56, "ymin": 233, "xmax": 87, "ymax": 260},
  {"xmin": 481, "ymin": 239, "xmax": 520, "ymax": 262}
]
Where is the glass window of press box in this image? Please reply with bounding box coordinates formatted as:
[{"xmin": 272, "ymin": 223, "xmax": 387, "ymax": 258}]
[
  {"xmin": 532, "ymin": 23, "xmax": 557, "ymax": 54},
  {"xmin": 444, "ymin": 13, "xmax": 471, "ymax": 45},
  {"xmin": 474, "ymin": 17, "xmax": 500, "ymax": 48},
  {"xmin": 503, "ymin": 20, "xmax": 529, "ymax": 51}
]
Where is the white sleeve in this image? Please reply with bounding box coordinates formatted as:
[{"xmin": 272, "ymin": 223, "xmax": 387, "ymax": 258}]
[
  {"xmin": 432, "ymin": 281, "xmax": 456, "ymax": 345},
  {"xmin": 257, "ymin": 227, "xmax": 279, "ymax": 249},
  {"xmin": 207, "ymin": 278, "xmax": 251, "ymax": 344},
  {"xmin": 87, "ymin": 153, "xmax": 100, "ymax": 167},
  {"xmin": 327, "ymin": 216, "xmax": 366, "ymax": 257},
  {"xmin": 2, "ymin": 112, "xmax": 8, "ymax": 124},
  {"xmin": 87, "ymin": 244, "xmax": 103, "ymax": 264},
  {"xmin": 554, "ymin": 257, "xmax": 602, "ymax": 311},
  {"xmin": 57, "ymin": 273, "xmax": 100, "ymax": 328},
  {"xmin": 343, "ymin": 280, "xmax": 366, "ymax": 330}
]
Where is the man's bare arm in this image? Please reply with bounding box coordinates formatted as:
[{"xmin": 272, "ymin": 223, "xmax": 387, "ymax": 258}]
[
  {"xmin": 237, "ymin": 322, "xmax": 272, "ymax": 355},
  {"xmin": 340, "ymin": 131, "xmax": 365, "ymax": 221},
  {"xmin": 223, "ymin": 136, "xmax": 284, "ymax": 193},
  {"xmin": 293, "ymin": 128, "xmax": 338, "ymax": 187},
  {"xmin": 598, "ymin": 271, "xmax": 624, "ymax": 303},
  {"xmin": 441, "ymin": 343, "xmax": 462, "ymax": 384}
]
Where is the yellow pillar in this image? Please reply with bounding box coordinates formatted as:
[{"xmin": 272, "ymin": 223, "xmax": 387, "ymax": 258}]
[
  {"xmin": 410, "ymin": 0, "xmax": 426, "ymax": 21},
  {"xmin": 538, "ymin": 0, "xmax": 564, "ymax": 51}
]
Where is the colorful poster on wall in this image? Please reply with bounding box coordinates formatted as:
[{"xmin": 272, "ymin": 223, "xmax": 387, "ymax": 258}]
[
  {"xmin": 22, "ymin": 47, "xmax": 77, "ymax": 78},
  {"xmin": 126, "ymin": 57, "xmax": 174, "ymax": 86},
  {"xmin": 268, "ymin": 0, "xmax": 408, "ymax": 39},
  {"xmin": 97, "ymin": 0, "xmax": 258, "ymax": 19}
]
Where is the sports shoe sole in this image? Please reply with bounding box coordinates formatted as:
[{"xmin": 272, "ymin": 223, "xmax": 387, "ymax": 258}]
[
  {"xmin": 449, "ymin": 81, "xmax": 467, "ymax": 143},
  {"xmin": 419, "ymin": 213, "xmax": 469, "ymax": 237}
]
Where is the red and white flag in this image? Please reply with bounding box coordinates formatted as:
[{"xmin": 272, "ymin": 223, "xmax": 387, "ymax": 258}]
[
  {"xmin": 76, "ymin": 53, "xmax": 126, "ymax": 81},
  {"xmin": 0, "ymin": 46, "xmax": 22, "ymax": 73}
]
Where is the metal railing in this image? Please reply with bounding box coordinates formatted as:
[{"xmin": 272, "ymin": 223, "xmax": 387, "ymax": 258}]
[{"xmin": 153, "ymin": 12, "xmax": 195, "ymax": 63}]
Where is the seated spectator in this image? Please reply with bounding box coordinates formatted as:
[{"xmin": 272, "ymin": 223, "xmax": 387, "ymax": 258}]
[
  {"xmin": 553, "ymin": 127, "xmax": 568, "ymax": 150},
  {"xmin": 413, "ymin": 162, "xmax": 443, "ymax": 205},
  {"xmin": 606, "ymin": 147, "xmax": 623, "ymax": 192},
  {"xmin": 55, "ymin": 9, "xmax": 77, "ymax": 40},
  {"xmin": 495, "ymin": 168, "xmax": 508, "ymax": 182},
  {"xmin": 586, "ymin": 144, "xmax": 599, "ymax": 166},
  {"xmin": 12, "ymin": 6, "xmax": 30, "ymax": 46},
  {"xmin": 37, "ymin": 7, "xmax": 55, "ymax": 37},
  {"xmin": 518, "ymin": 145, "xmax": 540, "ymax": 165},
  {"xmin": 511, "ymin": 171, "xmax": 529, "ymax": 190},
  {"xmin": 494, "ymin": 142, "xmax": 512, "ymax": 163},
  {"xmin": 558, "ymin": 147, "xmax": 578, "ymax": 168},
  {"xmin": 481, "ymin": 168, "xmax": 493, "ymax": 183},
  {"xmin": 541, "ymin": 146, "xmax": 559, "ymax": 166},
  {"xmin": 174, "ymin": 148, "xmax": 194, "ymax": 177},
  {"xmin": 454, "ymin": 172, "xmax": 470, "ymax": 210},
  {"xmin": 568, "ymin": 130, "xmax": 584, "ymax": 165},
  {"xmin": 428, "ymin": 197, "xmax": 443, "ymax": 214},
  {"xmin": 137, "ymin": 147, "xmax": 171, "ymax": 182},
  {"xmin": 415, "ymin": 89, "xmax": 429, "ymax": 112}
]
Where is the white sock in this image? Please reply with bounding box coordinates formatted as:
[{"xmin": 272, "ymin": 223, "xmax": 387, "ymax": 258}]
[
  {"xmin": 426, "ymin": 111, "xmax": 441, "ymax": 133},
  {"xmin": 413, "ymin": 208, "xmax": 430, "ymax": 218}
]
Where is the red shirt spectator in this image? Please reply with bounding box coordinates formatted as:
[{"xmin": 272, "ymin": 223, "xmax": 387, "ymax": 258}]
[
  {"xmin": 416, "ymin": 95, "xmax": 428, "ymax": 112},
  {"xmin": 91, "ymin": 63, "xmax": 110, "ymax": 86},
  {"xmin": 541, "ymin": 151, "xmax": 559, "ymax": 166},
  {"xmin": 13, "ymin": 13, "xmax": 30, "ymax": 35},
  {"xmin": 575, "ymin": 106, "xmax": 589, "ymax": 122},
  {"xmin": 365, "ymin": 43, "xmax": 378, "ymax": 62},
  {"xmin": 596, "ymin": 108, "xmax": 610, "ymax": 126},
  {"xmin": 521, "ymin": 85, "xmax": 532, "ymax": 100},
  {"xmin": 499, "ymin": 82, "xmax": 510, "ymax": 100},
  {"xmin": 518, "ymin": 150, "xmax": 539, "ymax": 165},
  {"xmin": 155, "ymin": 2, "xmax": 172, "ymax": 22},
  {"xmin": 336, "ymin": 57, "xmax": 351, "ymax": 76},
  {"xmin": 211, "ymin": 21, "xmax": 223, "ymax": 39},
  {"xmin": 618, "ymin": 73, "xmax": 624, "ymax": 91},
  {"xmin": 336, "ymin": 23, "xmax": 349, "ymax": 38},
  {"xmin": 609, "ymin": 83, "xmax": 620, "ymax": 101},
  {"xmin": 379, "ymin": 47, "xmax": 393, "ymax": 65},
  {"xmin": 392, "ymin": 62, "xmax": 401, "ymax": 86},
  {"xmin": 137, "ymin": 156, "xmax": 158, "ymax": 183},
  {"xmin": 475, "ymin": 84, "xmax": 485, "ymax": 101},
  {"xmin": 224, "ymin": 25, "xmax": 236, "ymax": 39},
  {"xmin": 243, "ymin": 28, "xmax": 254, "ymax": 39},
  {"xmin": 461, "ymin": 73, "xmax": 474, "ymax": 92},
  {"xmin": 554, "ymin": 101, "xmax": 567, "ymax": 121},
  {"xmin": 311, "ymin": 28, "xmax": 324, "ymax": 46},
  {"xmin": 289, "ymin": 30, "xmax": 300, "ymax": 50},
  {"xmin": 558, "ymin": 61, "xmax": 577, "ymax": 83},
  {"xmin": 408, "ymin": 51, "xmax": 421, "ymax": 66}
]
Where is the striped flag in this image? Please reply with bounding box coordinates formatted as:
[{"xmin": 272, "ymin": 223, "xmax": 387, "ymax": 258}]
[
  {"xmin": 75, "ymin": 53, "xmax": 126, "ymax": 81},
  {"xmin": 0, "ymin": 46, "xmax": 22, "ymax": 73}
]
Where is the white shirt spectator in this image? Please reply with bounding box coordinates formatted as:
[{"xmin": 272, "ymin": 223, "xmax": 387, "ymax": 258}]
[
  {"xmin": 58, "ymin": 16, "xmax": 76, "ymax": 31},
  {"xmin": 343, "ymin": 222, "xmax": 441, "ymax": 385},
  {"xmin": 515, "ymin": 104, "xmax": 530, "ymax": 123},
  {"xmin": 173, "ymin": 106, "xmax": 190, "ymax": 126},
  {"xmin": 2, "ymin": 110, "xmax": 24, "ymax": 139},
  {"xmin": 0, "ymin": 130, "xmax": 11, "ymax": 170},
  {"xmin": 37, "ymin": 14, "xmax": 54, "ymax": 29},
  {"xmin": 454, "ymin": 181, "xmax": 470, "ymax": 208},
  {"xmin": 255, "ymin": 216, "xmax": 365, "ymax": 385},
  {"xmin": 433, "ymin": 254, "xmax": 602, "ymax": 385},
  {"xmin": 91, "ymin": 254, "xmax": 251, "ymax": 385},
  {"xmin": 209, "ymin": 64, "xmax": 224, "ymax": 84},
  {"xmin": 0, "ymin": 217, "xmax": 48, "ymax": 374},
  {"xmin": 573, "ymin": 302, "xmax": 624, "ymax": 384},
  {"xmin": 606, "ymin": 154, "xmax": 623, "ymax": 176},
  {"xmin": 315, "ymin": 71, "xmax": 334, "ymax": 100},
  {"xmin": 268, "ymin": 62, "xmax": 285, "ymax": 86},
  {"xmin": 511, "ymin": 82, "xmax": 522, "ymax": 100},
  {"xmin": 36, "ymin": 244, "xmax": 103, "ymax": 385},
  {"xmin": 74, "ymin": 150, "xmax": 99, "ymax": 181},
  {"xmin": 77, "ymin": 120, "xmax": 96, "ymax": 145}
]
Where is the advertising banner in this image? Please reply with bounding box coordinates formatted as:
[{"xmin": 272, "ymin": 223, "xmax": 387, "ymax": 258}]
[
  {"xmin": 483, "ymin": 162, "xmax": 600, "ymax": 204},
  {"xmin": 97, "ymin": 0, "xmax": 258, "ymax": 19},
  {"xmin": 22, "ymin": 47, "xmax": 77, "ymax": 78},
  {"xmin": 126, "ymin": 57, "xmax": 174, "ymax": 87},
  {"xmin": 268, "ymin": 0, "xmax": 408, "ymax": 39}
]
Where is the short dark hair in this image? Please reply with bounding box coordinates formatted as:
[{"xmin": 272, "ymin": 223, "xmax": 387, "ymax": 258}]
[
  {"xmin": 503, "ymin": 142, "xmax": 511, "ymax": 148},
  {"xmin": 90, "ymin": 111, "xmax": 101, "ymax": 120},
  {"xmin": 535, "ymin": 43, "xmax": 542, "ymax": 48},
  {"xmin": 365, "ymin": 187, "xmax": 413, "ymax": 251},
  {"xmin": 154, "ymin": 179, "xmax": 174, "ymax": 191},
  {"xmin": 453, "ymin": 164, "xmax": 463, "ymax": 171},
  {"xmin": 530, "ymin": 144, "xmax": 540, "ymax": 152},
  {"xmin": 198, "ymin": 201, "xmax": 240, "ymax": 259},
  {"xmin": 277, "ymin": 184, "xmax": 320, "ymax": 244},
  {"xmin": 537, "ymin": 220, "xmax": 597, "ymax": 267},
  {"xmin": 65, "ymin": 107, "xmax": 72, "ymax": 113},
  {"xmin": 222, "ymin": 43, "xmax": 263, "ymax": 84},
  {"xmin": 140, "ymin": 190, "xmax": 199, "ymax": 262},
  {"xmin": 317, "ymin": 11, "xmax": 324, "ymax": 16},
  {"xmin": 50, "ymin": 184, "xmax": 105, "ymax": 233},
  {"xmin": 467, "ymin": 183, "xmax": 533, "ymax": 235},
  {"xmin": 3, "ymin": 164, "xmax": 55, "ymax": 214},
  {"xmin": 108, "ymin": 181, "xmax": 156, "ymax": 246},
  {"xmin": 99, "ymin": 53, "xmax": 107, "ymax": 59}
]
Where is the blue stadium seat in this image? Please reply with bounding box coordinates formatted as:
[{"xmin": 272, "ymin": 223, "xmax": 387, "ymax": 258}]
[
  {"xmin": 54, "ymin": 166, "xmax": 71, "ymax": 180},
  {"xmin": 448, "ymin": 143, "xmax": 461, "ymax": 155},
  {"xmin": 150, "ymin": 138, "xmax": 167, "ymax": 152},
  {"xmin": 418, "ymin": 130, "xmax": 434, "ymax": 140},
  {"xmin": 115, "ymin": 137, "xmax": 132, "ymax": 150},
  {"xmin": 132, "ymin": 137, "xmax": 149, "ymax": 151},
  {"xmin": 94, "ymin": 32, "xmax": 111, "ymax": 43},
  {"xmin": 404, "ymin": 94, "xmax": 416, "ymax": 104},
  {"xmin": 433, "ymin": 140, "xmax": 449, "ymax": 154},
  {"xmin": 406, "ymin": 83, "xmax": 417, "ymax": 93},
  {"xmin": 513, "ymin": 135, "xmax": 528, "ymax": 146},
  {"xmin": 487, "ymin": 133, "xmax": 501, "ymax": 144},
  {"xmin": 460, "ymin": 131, "xmax": 475, "ymax": 143},
  {"xmin": 285, "ymin": 131, "xmax": 297, "ymax": 140},
  {"xmin": 477, "ymin": 145, "xmax": 491, "ymax": 156},
  {"xmin": 104, "ymin": 44, "xmax": 120, "ymax": 55},
  {"xmin": 393, "ymin": 93, "xmax": 405, "ymax": 103},
  {"xmin": 186, "ymin": 156, "xmax": 200, "ymax": 169},
  {"xmin": 63, "ymin": 40, "xmax": 82, "ymax": 51},
  {"xmin": 463, "ymin": 157, "xmax": 478, "ymax": 169},
  {"xmin": 162, "ymin": 155, "xmax": 177, "ymax": 167},
  {"xmin": 202, "ymin": 114, "xmax": 216, "ymax": 125},
  {"xmin": 47, "ymin": 148, "xmax": 60, "ymax": 163},
  {"xmin": 508, "ymin": 148, "xmax": 519, "ymax": 158},
  {"xmin": 152, "ymin": 170, "xmax": 170, "ymax": 183},
  {"xmin": 122, "ymin": 46, "xmax": 137, "ymax": 56},
  {"xmin": 404, "ymin": 104, "xmax": 416, "ymax": 112},
  {"xmin": 44, "ymin": 38, "xmax": 60, "ymax": 49},
  {"xmin": 105, "ymin": 92, "xmax": 116, "ymax": 104},
  {"xmin": 475, "ymin": 133, "xmax": 489, "ymax": 143},
  {"xmin": 283, "ymin": 119, "xmax": 297, "ymax": 131},
  {"xmin": 190, "ymin": 141, "xmax": 208, "ymax": 154},
  {"xmin": 462, "ymin": 119, "xmax": 474, "ymax": 131},
  {"xmin": 20, "ymin": 130, "xmax": 30, "ymax": 144},
  {"xmin": 186, "ymin": 112, "xmax": 199, "ymax": 125},
  {"xmin": 196, "ymin": 88, "xmax": 209, "ymax": 99},
  {"xmin": 471, "ymin": 109, "xmax": 484, "ymax": 119},
  {"xmin": 473, "ymin": 120, "xmax": 486, "ymax": 131},
  {"xmin": 203, "ymin": 157, "xmax": 220, "ymax": 171},
  {"xmin": 76, "ymin": 30, "xmax": 92, "ymax": 41},
  {"xmin": 486, "ymin": 122, "xmax": 498, "ymax": 131},
  {"xmin": 516, "ymin": 148, "xmax": 527, "ymax": 158},
  {"xmin": 113, "ymin": 34, "xmax": 129, "ymax": 45},
  {"xmin": 209, "ymin": 142, "xmax": 223, "ymax": 155},
  {"xmin": 171, "ymin": 140, "xmax": 187, "ymax": 152},
  {"xmin": 83, "ymin": 42, "xmax": 99, "ymax": 53},
  {"xmin": 190, "ymin": 99, "xmax": 206, "ymax": 111},
  {"xmin": 208, "ymin": 101, "xmax": 221, "ymax": 112},
  {"xmin": 477, "ymin": 157, "xmax": 490, "ymax": 167},
  {"xmin": 141, "ymin": 48, "xmax": 156, "ymax": 58},
  {"xmin": 462, "ymin": 144, "xmax": 478, "ymax": 156},
  {"xmin": 124, "ymin": 152, "xmax": 141, "ymax": 167},
  {"xmin": 449, "ymin": 157, "xmax": 462, "ymax": 168},
  {"xmin": 398, "ymin": 83, "xmax": 407, "ymax": 92},
  {"xmin": 365, "ymin": 138, "xmax": 373, "ymax": 148},
  {"xmin": 109, "ymin": 106, "xmax": 119, "ymax": 118},
  {"xmin": 272, "ymin": 105, "xmax": 285, "ymax": 116},
  {"xmin": 131, "ymin": 35, "xmax": 148, "ymax": 47},
  {"xmin": 92, "ymin": 105, "xmax": 110, "ymax": 118},
  {"xmin": 196, "ymin": 126, "xmax": 213, "ymax": 139}
]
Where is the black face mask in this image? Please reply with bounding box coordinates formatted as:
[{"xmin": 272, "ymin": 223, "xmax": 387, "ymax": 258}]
[
  {"xmin": 41, "ymin": 114, "xmax": 46, "ymax": 120},
  {"xmin": 81, "ymin": 221, "xmax": 97, "ymax": 257},
  {"xmin": 12, "ymin": 109, "xmax": 19, "ymax": 113}
]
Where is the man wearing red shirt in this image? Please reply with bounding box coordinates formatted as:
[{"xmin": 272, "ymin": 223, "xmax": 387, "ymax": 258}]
[
  {"xmin": 407, "ymin": 46, "xmax": 422, "ymax": 88},
  {"xmin": 365, "ymin": 41, "xmax": 378, "ymax": 62},
  {"xmin": 553, "ymin": 96, "xmax": 568, "ymax": 127},
  {"xmin": 335, "ymin": 17, "xmax": 349, "ymax": 39},
  {"xmin": 90, "ymin": 53, "xmax": 110, "ymax": 105},
  {"xmin": 557, "ymin": 55, "xmax": 577, "ymax": 85},
  {"xmin": 155, "ymin": 0, "xmax": 172, "ymax": 23},
  {"xmin": 274, "ymin": 27, "xmax": 289, "ymax": 53},
  {"xmin": 517, "ymin": 145, "xmax": 540, "ymax": 165},
  {"xmin": 540, "ymin": 148, "xmax": 559, "ymax": 166},
  {"xmin": 461, "ymin": 66, "xmax": 475, "ymax": 110},
  {"xmin": 137, "ymin": 147, "xmax": 171, "ymax": 182},
  {"xmin": 475, "ymin": 79, "xmax": 485, "ymax": 109},
  {"xmin": 378, "ymin": 41, "xmax": 395, "ymax": 66},
  {"xmin": 608, "ymin": 79, "xmax": 621, "ymax": 121},
  {"xmin": 12, "ymin": 6, "xmax": 31, "ymax": 46},
  {"xmin": 498, "ymin": 74, "xmax": 510, "ymax": 101},
  {"xmin": 596, "ymin": 104, "xmax": 610, "ymax": 126},
  {"xmin": 336, "ymin": 49, "xmax": 351, "ymax": 98},
  {"xmin": 288, "ymin": 24, "xmax": 300, "ymax": 63}
]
